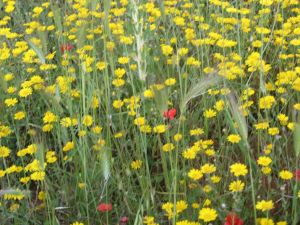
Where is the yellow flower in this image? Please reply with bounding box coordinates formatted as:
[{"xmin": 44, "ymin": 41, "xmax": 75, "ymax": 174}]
[
  {"xmin": 134, "ymin": 117, "xmax": 145, "ymax": 126},
  {"xmin": 115, "ymin": 68, "xmax": 126, "ymax": 78},
  {"xmin": 201, "ymin": 163, "xmax": 216, "ymax": 174},
  {"xmin": 43, "ymin": 111, "xmax": 58, "ymax": 124},
  {"xmin": 4, "ymin": 98, "xmax": 18, "ymax": 107},
  {"xmin": 161, "ymin": 44, "xmax": 173, "ymax": 56},
  {"xmin": 176, "ymin": 200, "xmax": 188, "ymax": 213},
  {"xmin": 131, "ymin": 160, "xmax": 142, "ymax": 170},
  {"xmin": 174, "ymin": 133, "xmax": 182, "ymax": 142},
  {"xmin": 204, "ymin": 108, "xmax": 217, "ymax": 118},
  {"xmin": 277, "ymin": 114, "xmax": 288, "ymax": 125},
  {"xmin": 276, "ymin": 221, "xmax": 287, "ymax": 225},
  {"xmin": 139, "ymin": 125, "xmax": 152, "ymax": 133},
  {"xmin": 118, "ymin": 57, "xmax": 129, "ymax": 64},
  {"xmin": 257, "ymin": 156, "xmax": 272, "ymax": 167},
  {"xmin": 153, "ymin": 124, "xmax": 166, "ymax": 133},
  {"xmin": 63, "ymin": 141, "xmax": 74, "ymax": 152},
  {"xmin": 162, "ymin": 143, "xmax": 175, "ymax": 152},
  {"xmin": 112, "ymin": 78, "xmax": 125, "ymax": 87},
  {"xmin": 0, "ymin": 146, "xmax": 10, "ymax": 158},
  {"xmin": 214, "ymin": 100, "xmax": 225, "ymax": 111},
  {"xmin": 165, "ymin": 78, "xmax": 176, "ymax": 86},
  {"xmin": 14, "ymin": 111, "xmax": 26, "ymax": 120},
  {"xmin": 173, "ymin": 17, "xmax": 185, "ymax": 26},
  {"xmin": 190, "ymin": 128, "xmax": 204, "ymax": 136},
  {"xmin": 162, "ymin": 202, "xmax": 174, "ymax": 219},
  {"xmin": 229, "ymin": 180, "xmax": 245, "ymax": 192},
  {"xmin": 260, "ymin": 0, "xmax": 274, "ymax": 6},
  {"xmin": 82, "ymin": 115, "xmax": 93, "ymax": 127},
  {"xmin": 259, "ymin": 95, "xmax": 276, "ymax": 109},
  {"xmin": 30, "ymin": 171, "xmax": 46, "ymax": 181},
  {"xmin": 198, "ymin": 207, "xmax": 218, "ymax": 222},
  {"xmin": 46, "ymin": 151, "xmax": 57, "ymax": 163},
  {"xmin": 19, "ymin": 87, "xmax": 33, "ymax": 98},
  {"xmin": 254, "ymin": 122, "xmax": 269, "ymax": 130},
  {"xmin": 144, "ymin": 89, "xmax": 155, "ymax": 98},
  {"xmin": 113, "ymin": 100, "xmax": 124, "ymax": 109},
  {"xmin": 178, "ymin": 48, "xmax": 189, "ymax": 56},
  {"xmin": 188, "ymin": 169, "xmax": 203, "ymax": 180},
  {"xmin": 227, "ymin": 134, "xmax": 241, "ymax": 143},
  {"xmin": 256, "ymin": 200, "xmax": 274, "ymax": 212},
  {"xmin": 96, "ymin": 61, "xmax": 106, "ymax": 70},
  {"xmin": 258, "ymin": 218, "xmax": 274, "ymax": 225},
  {"xmin": 230, "ymin": 163, "xmax": 248, "ymax": 177},
  {"xmin": 293, "ymin": 103, "xmax": 300, "ymax": 110},
  {"xmin": 60, "ymin": 117, "xmax": 72, "ymax": 127},
  {"xmin": 268, "ymin": 127, "xmax": 279, "ymax": 136},
  {"xmin": 4, "ymin": 73, "xmax": 14, "ymax": 81},
  {"xmin": 42, "ymin": 124, "xmax": 53, "ymax": 132},
  {"xmin": 279, "ymin": 170, "xmax": 293, "ymax": 180},
  {"xmin": 261, "ymin": 166, "xmax": 272, "ymax": 175},
  {"xmin": 70, "ymin": 222, "xmax": 84, "ymax": 225},
  {"xmin": 182, "ymin": 147, "xmax": 198, "ymax": 159},
  {"xmin": 211, "ymin": 175, "xmax": 221, "ymax": 183}
]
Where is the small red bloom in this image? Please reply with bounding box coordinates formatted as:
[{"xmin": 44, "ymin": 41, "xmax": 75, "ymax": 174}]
[
  {"xmin": 295, "ymin": 169, "xmax": 300, "ymax": 181},
  {"xmin": 60, "ymin": 43, "xmax": 73, "ymax": 53},
  {"xmin": 163, "ymin": 108, "xmax": 177, "ymax": 120},
  {"xmin": 224, "ymin": 212, "xmax": 244, "ymax": 225},
  {"xmin": 97, "ymin": 203, "xmax": 112, "ymax": 212},
  {"xmin": 119, "ymin": 216, "xmax": 129, "ymax": 225}
]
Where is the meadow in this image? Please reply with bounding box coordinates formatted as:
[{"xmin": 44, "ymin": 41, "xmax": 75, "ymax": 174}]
[{"xmin": 0, "ymin": 0, "xmax": 300, "ymax": 224}]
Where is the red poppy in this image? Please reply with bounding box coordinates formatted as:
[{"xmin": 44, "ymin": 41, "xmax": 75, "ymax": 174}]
[
  {"xmin": 224, "ymin": 212, "xmax": 244, "ymax": 225},
  {"xmin": 163, "ymin": 108, "xmax": 177, "ymax": 120},
  {"xmin": 119, "ymin": 216, "xmax": 129, "ymax": 225},
  {"xmin": 60, "ymin": 43, "xmax": 74, "ymax": 53},
  {"xmin": 295, "ymin": 169, "xmax": 300, "ymax": 181},
  {"xmin": 97, "ymin": 203, "xmax": 112, "ymax": 212}
]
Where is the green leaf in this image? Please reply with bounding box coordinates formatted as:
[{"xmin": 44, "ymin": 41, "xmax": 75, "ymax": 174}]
[
  {"xmin": 27, "ymin": 40, "xmax": 45, "ymax": 64},
  {"xmin": 180, "ymin": 74, "xmax": 222, "ymax": 113},
  {"xmin": 226, "ymin": 92, "xmax": 248, "ymax": 142},
  {"xmin": 294, "ymin": 123, "xmax": 300, "ymax": 157}
]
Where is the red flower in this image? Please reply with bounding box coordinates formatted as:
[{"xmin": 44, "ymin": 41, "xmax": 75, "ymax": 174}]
[
  {"xmin": 119, "ymin": 216, "xmax": 129, "ymax": 225},
  {"xmin": 295, "ymin": 169, "xmax": 300, "ymax": 181},
  {"xmin": 60, "ymin": 43, "xmax": 73, "ymax": 53},
  {"xmin": 224, "ymin": 212, "xmax": 244, "ymax": 225},
  {"xmin": 97, "ymin": 203, "xmax": 112, "ymax": 212},
  {"xmin": 163, "ymin": 108, "xmax": 177, "ymax": 120}
]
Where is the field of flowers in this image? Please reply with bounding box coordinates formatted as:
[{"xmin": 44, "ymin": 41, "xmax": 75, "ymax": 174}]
[{"xmin": 1, "ymin": 0, "xmax": 300, "ymax": 224}]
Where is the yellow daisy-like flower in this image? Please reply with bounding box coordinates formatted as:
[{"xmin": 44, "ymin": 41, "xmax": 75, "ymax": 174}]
[
  {"xmin": 190, "ymin": 128, "xmax": 204, "ymax": 136},
  {"xmin": 82, "ymin": 115, "xmax": 93, "ymax": 127},
  {"xmin": 70, "ymin": 222, "xmax": 84, "ymax": 225},
  {"xmin": 198, "ymin": 207, "xmax": 218, "ymax": 222},
  {"xmin": 131, "ymin": 160, "xmax": 142, "ymax": 170},
  {"xmin": 0, "ymin": 146, "xmax": 11, "ymax": 158},
  {"xmin": 230, "ymin": 163, "xmax": 248, "ymax": 177},
  {"xmin": 188, "ymin": 169, "xmax": 203, "ymax": 180},
  {"xmin": 256, "ymin": 200, "xmax": 274, "ymax": 212},
  {"xmin": 164, "ymin": 78, "xmax": 176, "ymax": 86},
  {"xmin": 227, "ymin": 134, "xmax": 241, "ymax": 143},
  {"xmin": 161, "ymin": 44, "xmax": 173, "ymax": 56},
  {"xmin": 204, "ymin": 108, "xmax": 217, "ymax": 118},
  {"xmin": 279, "ymin": 170, "xmax": 293, "ymax": 180},
  {"xmin": 257, "ymin": 156, "xmax": 272, "ymax": 167},
  {"xmin": 14, "ymin": 111, "xmax": 26, "ymax": 120},
  {"xmin": 153, "ymin": 124, "xmax": 166, "ymax": 133},
  {"xmin": 229, "ymin": 180, "xmax": 245, "ymax": 192},
  {"xmin": 162, "ymin": 143, "xmax": 175, "ymax": 152},
  {"xmin": 201, "ymin": 163, "xmax": 216, "ymax": 174}
]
